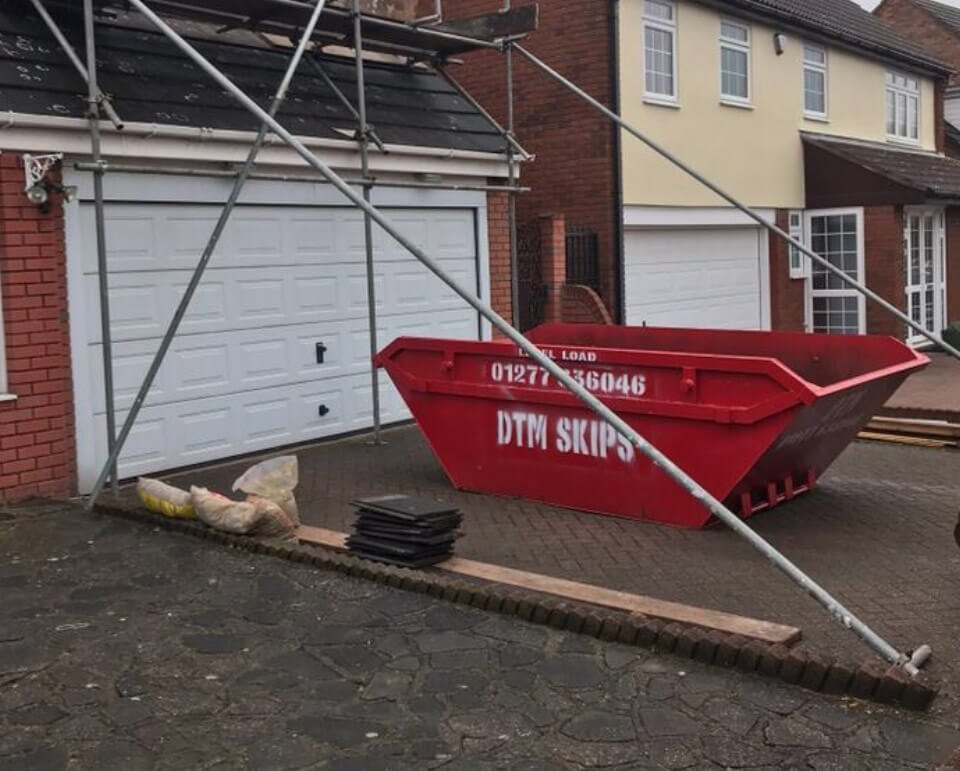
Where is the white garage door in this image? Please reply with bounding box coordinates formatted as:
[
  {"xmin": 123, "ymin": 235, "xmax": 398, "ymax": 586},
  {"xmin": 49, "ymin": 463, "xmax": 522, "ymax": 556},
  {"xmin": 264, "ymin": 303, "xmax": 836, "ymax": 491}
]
[
  {"xmin": 67, "ymin": 174, "xmax": 486, "ymax": 492},
  {"xmin": 624, "ymin": 227, "xmax": 766, "ymax": 329}
]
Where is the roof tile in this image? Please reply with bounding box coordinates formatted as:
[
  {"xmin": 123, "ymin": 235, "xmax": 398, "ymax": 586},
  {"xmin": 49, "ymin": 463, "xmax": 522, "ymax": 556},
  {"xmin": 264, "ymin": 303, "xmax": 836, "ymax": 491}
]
[{"xmin": 719, "ymin": 0, "xmax": 952, "ymax": 75}]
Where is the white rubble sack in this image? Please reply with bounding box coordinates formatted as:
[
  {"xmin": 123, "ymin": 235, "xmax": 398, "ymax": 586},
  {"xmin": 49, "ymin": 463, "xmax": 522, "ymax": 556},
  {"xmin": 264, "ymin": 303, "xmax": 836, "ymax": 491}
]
[
  {"xmin": 191, "ymin": 487, "xmax": 296, "ymax": 539},
  {"xmin": 232, "ymin": 456, "xmax": 300, "ymax": 527}
]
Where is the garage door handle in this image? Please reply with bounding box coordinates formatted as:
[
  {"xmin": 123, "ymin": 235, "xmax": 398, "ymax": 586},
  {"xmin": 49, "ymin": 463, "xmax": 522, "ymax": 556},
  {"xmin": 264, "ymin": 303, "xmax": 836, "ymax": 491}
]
[
  {"xmin": 316, "ymin": 342, "xmax": 327, "ymax": 364},
  {"xmin": 318, "ymin": 405, "xmax": 330, "ymax": 417}
]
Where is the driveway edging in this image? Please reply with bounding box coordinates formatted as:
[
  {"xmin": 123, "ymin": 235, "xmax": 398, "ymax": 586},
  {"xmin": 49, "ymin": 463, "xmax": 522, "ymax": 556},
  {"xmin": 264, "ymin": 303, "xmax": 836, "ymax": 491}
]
[{"xmin": 92, "ymin": 499, "xmax": 941, "ymax": 712}]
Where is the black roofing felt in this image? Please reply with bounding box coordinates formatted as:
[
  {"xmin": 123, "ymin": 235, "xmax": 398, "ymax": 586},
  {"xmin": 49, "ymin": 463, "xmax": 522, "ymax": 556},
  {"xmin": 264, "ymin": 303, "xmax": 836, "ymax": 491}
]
[
  {"xmin": 0, "ymin": 1, "xmax": 508, "ymax": 155},
  {"xmin": 716, "ymin": 0, "xmax": 952, "ymax": 76},
  {"xmin": 803, "ymin": 133, "xmax": 960, "ymax": 198}
]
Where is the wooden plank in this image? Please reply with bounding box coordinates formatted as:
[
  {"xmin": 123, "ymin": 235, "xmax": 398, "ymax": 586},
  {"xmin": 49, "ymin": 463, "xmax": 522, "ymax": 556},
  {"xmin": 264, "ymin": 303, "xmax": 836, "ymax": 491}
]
[
  {"xmin": 437, "ymin": 5, "xmax": 538, "ymax": 41},
  {"xmin": 866, "ymin": 417, "xmax": 960, "ymax": 440},
  {"xmin": 857, "ymin": 431, "xmax": 950, "ymax": 449},
  {"xmin": 296, "ymin": 525, "xmax": 801, "ymax": 646}
]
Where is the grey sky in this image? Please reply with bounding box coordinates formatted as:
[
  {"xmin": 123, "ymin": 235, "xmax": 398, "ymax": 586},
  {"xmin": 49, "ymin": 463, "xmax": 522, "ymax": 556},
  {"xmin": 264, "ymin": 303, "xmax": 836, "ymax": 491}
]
[{"xmin": 854, "ymin": 0, "xmax": 960, "ymax": 8}]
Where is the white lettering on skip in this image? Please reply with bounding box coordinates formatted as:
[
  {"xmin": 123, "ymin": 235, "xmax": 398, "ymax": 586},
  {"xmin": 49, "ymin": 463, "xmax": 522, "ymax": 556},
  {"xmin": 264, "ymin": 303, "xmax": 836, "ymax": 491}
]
[{"xmin": 497, "ymin": 410, "xmax": 634, "ymax": 463}]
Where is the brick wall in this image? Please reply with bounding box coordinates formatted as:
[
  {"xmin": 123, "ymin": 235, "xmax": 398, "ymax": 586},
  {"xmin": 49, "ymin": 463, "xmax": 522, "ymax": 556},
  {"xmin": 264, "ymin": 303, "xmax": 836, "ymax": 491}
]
[
  {"xmin": 486, "ymin": 190, "xmax": 513, "ymax": 331},
  {"xmin": 561, "ymin": 284, "xmax": 614, "ymax": 324},
  {"xmin": 0, "ymin": 154, "xmax": 76, "ymax": 503},
  {"xmin": 768, "ymin": 209, "xmax": 806, "ymax": 330},
  {"xmin": 875, "ymin": 0, "xmax": 960, "ymax": 88},
  {"xmin": 864, "ymin": 205, "xmax": 906, "ymax": 338},
  {"xmin": 442, "ymin": 0, "xmax": 619, "ymax": 319},
  {"xmin": 947, "ymin": 207, "xmax": 960, "ymax": 325}
]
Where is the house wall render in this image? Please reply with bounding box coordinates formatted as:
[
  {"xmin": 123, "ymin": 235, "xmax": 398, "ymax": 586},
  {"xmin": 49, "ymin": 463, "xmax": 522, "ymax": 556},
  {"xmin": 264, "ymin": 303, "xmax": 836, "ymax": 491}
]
[{"xmin": 619, "ymin": 0, "xmax": 939, "ymax": 209}]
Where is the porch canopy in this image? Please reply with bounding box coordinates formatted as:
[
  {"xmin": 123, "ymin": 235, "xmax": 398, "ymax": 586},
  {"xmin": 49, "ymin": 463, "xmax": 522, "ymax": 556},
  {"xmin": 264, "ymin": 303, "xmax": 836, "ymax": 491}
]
[{"xmin": 803, "ymin": 133, "xmax": 960, "ymax": 208}]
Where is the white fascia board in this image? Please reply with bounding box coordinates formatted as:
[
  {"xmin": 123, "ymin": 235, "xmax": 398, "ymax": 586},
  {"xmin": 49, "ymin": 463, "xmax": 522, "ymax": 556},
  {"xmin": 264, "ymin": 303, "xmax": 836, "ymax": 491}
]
[
  {"xmin": 0, "ymin": 113, "xmax": 512, "ymax": 180},
  {"xmin": 623, "ymin": 205, "xmax": 776, "ymax": 228}
]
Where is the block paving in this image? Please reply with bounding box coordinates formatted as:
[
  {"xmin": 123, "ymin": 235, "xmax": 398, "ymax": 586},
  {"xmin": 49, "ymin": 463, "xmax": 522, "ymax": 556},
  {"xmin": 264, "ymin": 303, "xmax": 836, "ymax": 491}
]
[{"xmin": 2, "ymin": 500, "xmax": 959, "ymax": 769}]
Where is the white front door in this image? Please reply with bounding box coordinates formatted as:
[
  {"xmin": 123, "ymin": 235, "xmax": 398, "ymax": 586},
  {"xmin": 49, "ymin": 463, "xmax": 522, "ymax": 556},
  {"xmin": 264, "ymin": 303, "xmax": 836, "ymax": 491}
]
[
  {"xmin": 66, "ymin": 172, "xmax": 487, "ymax": 492},
  {"xmin": 904, "ymin": 208, "xmax": 947, "ymax": 346},
  {"xmin": 805, "ymin": 208, "xmax": 866, "ymax": 335}
]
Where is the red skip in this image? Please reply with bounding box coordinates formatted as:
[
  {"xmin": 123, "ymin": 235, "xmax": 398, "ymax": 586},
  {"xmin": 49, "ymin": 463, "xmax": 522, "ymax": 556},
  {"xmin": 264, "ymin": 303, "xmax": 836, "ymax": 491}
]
[{"xmin": 377, "ymin": 324, "xmax": 928, "ymax": 529}]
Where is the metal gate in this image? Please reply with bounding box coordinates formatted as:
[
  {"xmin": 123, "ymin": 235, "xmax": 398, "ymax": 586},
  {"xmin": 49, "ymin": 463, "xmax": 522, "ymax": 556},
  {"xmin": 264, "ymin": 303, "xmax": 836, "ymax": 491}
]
[{"xmin": 516, "ymin": 220, "xmax": 546, "ymax": 331}]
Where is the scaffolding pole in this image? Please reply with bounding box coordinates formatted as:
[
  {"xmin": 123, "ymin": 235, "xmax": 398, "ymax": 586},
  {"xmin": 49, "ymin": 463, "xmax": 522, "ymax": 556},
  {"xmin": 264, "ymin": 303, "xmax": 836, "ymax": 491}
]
[
  {"xmin": 352, "ymin": 0, "xmax": 384, "ymax": 445},
  {"xmin": 84, "ymin": 0, "xmax": 330, "ymax": 508},
  {"xmin": 73, "ymin": 161, "xmax": 526, "ymax": 193},
  {"xmin": 513, "ymin": 44, "xmax": 960, "ymax": 362},
  {"xmin": 31, "ymin": 0, "xmax": 124, "ymax": 130},
  {"xmin": 120, "ymin": 0, "xmax": 928, "ymax": 673},
  {"xmin": 306, "ymin": 56, "xmax": 387, "ymax": 153},
  {"xmin": 503, "ymin": 0, "xmax": 520, "ymax": 328},
  {"xmin": 83, "ymin": 0, "xmax": 118, "ymax": 496}
]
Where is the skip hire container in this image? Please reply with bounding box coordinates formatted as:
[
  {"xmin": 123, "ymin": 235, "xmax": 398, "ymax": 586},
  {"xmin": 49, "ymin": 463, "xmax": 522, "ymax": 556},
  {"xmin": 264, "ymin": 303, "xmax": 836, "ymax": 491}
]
[{"xmin": 376, "ymin": 324, "xmax": 928, "ymax": 528}]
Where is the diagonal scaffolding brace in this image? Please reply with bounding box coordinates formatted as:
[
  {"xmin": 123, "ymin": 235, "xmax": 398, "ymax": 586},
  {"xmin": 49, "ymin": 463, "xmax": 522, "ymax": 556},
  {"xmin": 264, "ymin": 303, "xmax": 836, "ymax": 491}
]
[
  {"xmin": 82, "ymin": 0, "xmax": 331, "ymax": 507},
  {"xmin": 512, "ymin": 43, "xmax": 960, "ymax": 362},
  {"xmin": 103, "ymin": 0, "xmax": 929, "ymax": 674}
]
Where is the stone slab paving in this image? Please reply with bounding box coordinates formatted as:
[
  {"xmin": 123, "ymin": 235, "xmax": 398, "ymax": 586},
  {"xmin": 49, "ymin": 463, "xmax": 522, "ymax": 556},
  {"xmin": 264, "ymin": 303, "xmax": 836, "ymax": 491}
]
[
  {"xmin": 2, "ymin": 500, "xmax": 959, "ymax": 769},
  {"xmin": 153, "ymin": 427, "xmax": 960, "ymax": 717},
  {"xmin": 884, "ymin": 352, "xmax": 960, "ymax": 420}
]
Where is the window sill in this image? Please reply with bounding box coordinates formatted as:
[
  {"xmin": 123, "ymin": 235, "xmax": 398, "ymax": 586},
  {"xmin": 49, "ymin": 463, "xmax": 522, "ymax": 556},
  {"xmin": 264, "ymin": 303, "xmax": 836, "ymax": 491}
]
[
  {"xmin": 643, "ymin": 97, "xmax": 681, "ymax": 109},
  {"xmin": 886, "ymin": 135, "xmax": 920, "ymax": 147},
  {"xmin": 719, "ymin": 99, "xmax": 754, "ymax": 110},
  {"xmin": 0, "ymin": 393, "xmax": 17, "ymax": 403},
  {"xmin": 803, "ymin": 113, "xmax": 829, "ymax": 123}
]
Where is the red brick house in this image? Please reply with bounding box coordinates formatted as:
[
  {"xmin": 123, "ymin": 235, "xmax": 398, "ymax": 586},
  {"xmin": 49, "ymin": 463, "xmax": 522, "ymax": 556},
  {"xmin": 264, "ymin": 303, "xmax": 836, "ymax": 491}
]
[
  {"xmin": 876, "ymin": 0, "xmax": 960, "ymax": 128},
  {"xmin": 0, "ymin": 3, "xmax": 515, "ymax": 503},
  {"xmin": 445, "ymin": 0, "xmax": 960, "ymax": 345}
]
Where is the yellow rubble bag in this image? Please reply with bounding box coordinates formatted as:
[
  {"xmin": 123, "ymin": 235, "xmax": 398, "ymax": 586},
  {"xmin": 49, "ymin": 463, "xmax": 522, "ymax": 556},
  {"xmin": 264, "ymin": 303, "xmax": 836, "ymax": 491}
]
[{"xmin": 137, "ymin": 477, "xmax": 196, "ymax": 519}]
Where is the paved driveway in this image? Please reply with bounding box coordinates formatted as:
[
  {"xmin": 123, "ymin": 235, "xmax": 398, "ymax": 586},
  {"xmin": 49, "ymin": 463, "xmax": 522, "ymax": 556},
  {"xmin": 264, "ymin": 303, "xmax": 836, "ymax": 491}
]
[
  {"xmin": 2, "ymin": 501, "xmax": 959, "ymax": 769},
  {"xmin": 152, "ymin": 426, "xmax": 960, "ymax": 720}
]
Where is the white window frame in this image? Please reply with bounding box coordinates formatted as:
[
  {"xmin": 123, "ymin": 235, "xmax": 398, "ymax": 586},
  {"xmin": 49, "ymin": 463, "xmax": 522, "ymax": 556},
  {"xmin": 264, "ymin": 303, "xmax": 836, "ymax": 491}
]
[
  {"xmin": 642, "ymin": 0, "xmax": 678, "ymax": 104},
  {"xmin": 788, "ymin": 209, "xmax": 809, "ymax": 279},
  {"xmin": 804, "ymin": 207, "xmax": 866, "ymax": 335},
  {"xmin": 886, "ymin": 71, "xmax": 920, "ymax": 144},
  {"xmin": 802, "ymin": 44, "xmax": 828, "ymax": 120},
  {"xmin": 903, "ymin": 207, "xmax": 947, "ymax": 347},
  {"xmin": 719, "ymin": 18, "xmax": 751, "ymax": 106}
]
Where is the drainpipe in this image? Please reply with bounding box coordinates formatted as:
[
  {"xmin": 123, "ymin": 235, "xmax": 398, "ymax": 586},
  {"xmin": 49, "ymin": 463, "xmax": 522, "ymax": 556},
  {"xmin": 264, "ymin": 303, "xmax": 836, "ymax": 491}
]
[{"xmin": 610, "ymin": 0, "xmax": 625, "ymax": 324}]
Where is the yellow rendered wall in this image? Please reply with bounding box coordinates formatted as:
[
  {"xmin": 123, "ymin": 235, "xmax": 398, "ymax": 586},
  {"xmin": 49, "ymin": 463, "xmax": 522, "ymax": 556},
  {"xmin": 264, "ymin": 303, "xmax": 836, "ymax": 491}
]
[{"xmin": 619, "ymin": 0, "xmax": 938, "ymax": 209}]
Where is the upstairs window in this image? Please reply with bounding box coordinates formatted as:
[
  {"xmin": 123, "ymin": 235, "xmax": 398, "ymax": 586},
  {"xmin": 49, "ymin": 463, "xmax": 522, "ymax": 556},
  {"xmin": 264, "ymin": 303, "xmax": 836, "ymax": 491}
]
[
  {"xmin": 803, "ymin": 44, "xmax": 827, "ymax": 118},
  {"xmin": 643, "ymin": 0, "xmax": 677, "ymax": 101},
  {"xmin": 886, "ymin": 71, "xmax": 919, "ymax": 142},
  {"xmin": 719, "ymin": 20, "xmax": 750, "ymax": 103}
]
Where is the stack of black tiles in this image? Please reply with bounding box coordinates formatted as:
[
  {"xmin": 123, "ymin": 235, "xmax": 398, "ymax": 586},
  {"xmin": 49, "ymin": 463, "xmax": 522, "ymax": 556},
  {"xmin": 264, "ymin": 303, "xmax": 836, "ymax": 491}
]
[{"xmin": 347, "ymin": 495, "xmax": 462, "ymax": 568}]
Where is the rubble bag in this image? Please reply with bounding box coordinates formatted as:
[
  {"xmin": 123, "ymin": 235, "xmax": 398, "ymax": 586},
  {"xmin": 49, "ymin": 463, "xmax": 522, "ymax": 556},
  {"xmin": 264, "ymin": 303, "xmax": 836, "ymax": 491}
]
[
  {"xmin": 191, "ymin": 487, "xmax": 296, "ymax": 540},
  {"xmin": 376, "ymin": 323, "xmax": 929, "ymax": 528},
  {"xmin": 232, "ymin": 456, "xmax": 300, "ymax": 527},
  {"xmin": 137, "ymin": 477, "xmax": 195, "ymax": 519}
]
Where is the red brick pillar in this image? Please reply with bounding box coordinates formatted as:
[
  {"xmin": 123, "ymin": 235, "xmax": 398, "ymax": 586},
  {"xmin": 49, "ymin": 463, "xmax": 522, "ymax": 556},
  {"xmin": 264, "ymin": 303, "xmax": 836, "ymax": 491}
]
[
  {"xmin": 486, "ymin": 191, "xmax": 513, "ymax": 335},
  {"xmin": 539, "ymin": 213, "xmax": 566, "ymax": 323},
  {"xmin": 0, "ymin": 154, "xmax": 77, "ymax": 502}
]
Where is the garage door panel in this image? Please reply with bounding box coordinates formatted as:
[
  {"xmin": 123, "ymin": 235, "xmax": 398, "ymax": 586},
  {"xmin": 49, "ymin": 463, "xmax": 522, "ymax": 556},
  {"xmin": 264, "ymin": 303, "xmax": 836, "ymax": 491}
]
[
  {"xmin": 88, "ymin": 318, "xmax": 386, "ymax": 413},
  {"xmin": 624, "ymin": 227, "xmax": 763, "ymax": 330},
  {"xmin": 94, "ymin": 375, "xmax": 383, "ymax": 478},
  {"xmin": 74, "ymin": 192, "xmax": 483, "ymax": 489}
]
